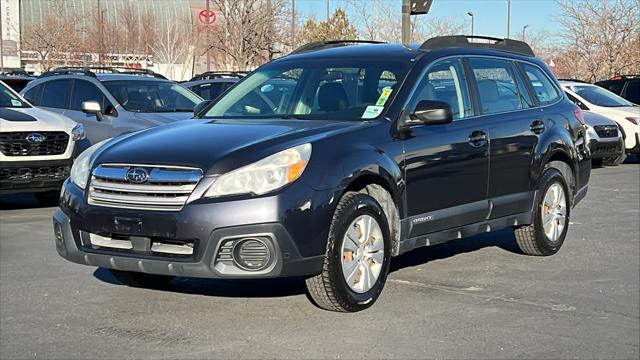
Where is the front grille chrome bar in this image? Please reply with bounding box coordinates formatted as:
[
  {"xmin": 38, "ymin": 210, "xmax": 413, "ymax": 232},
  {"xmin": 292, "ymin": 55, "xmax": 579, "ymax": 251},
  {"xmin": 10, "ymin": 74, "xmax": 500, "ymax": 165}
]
[{"xmin": 88, "ymin": 164, "xmax": 203, "ymax": 211}]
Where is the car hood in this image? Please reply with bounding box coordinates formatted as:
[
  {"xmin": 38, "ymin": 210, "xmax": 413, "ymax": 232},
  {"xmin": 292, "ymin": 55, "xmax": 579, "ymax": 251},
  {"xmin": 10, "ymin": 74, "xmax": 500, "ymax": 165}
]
[
  {"xmin": 133, "ymin": 111, "xmax": 195, "ymax": 125},
  {"xmin": 0, "ymin": 107, "xmax": 76, "ymax": 132},
  {"xmin": 591, "ymin": 105, "xmax": 640, "ymax": 119},
  {"xmin": 94, "ymin": 118, "xmax": 363, "ymax": 175},
  {"xmin": 583, "ymin": 111, "xmax": 619, "ymax": 127}
]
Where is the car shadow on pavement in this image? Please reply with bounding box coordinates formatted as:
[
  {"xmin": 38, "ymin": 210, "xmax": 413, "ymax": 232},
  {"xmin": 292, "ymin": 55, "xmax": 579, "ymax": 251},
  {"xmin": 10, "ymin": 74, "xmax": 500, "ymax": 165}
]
[
  {"xmin": 93, "ymin": 228, "xmax": 522, "ymax": 298},
  {"xmin": 0, "ymin": 192, "xmax": 51, "ymax": 210}
]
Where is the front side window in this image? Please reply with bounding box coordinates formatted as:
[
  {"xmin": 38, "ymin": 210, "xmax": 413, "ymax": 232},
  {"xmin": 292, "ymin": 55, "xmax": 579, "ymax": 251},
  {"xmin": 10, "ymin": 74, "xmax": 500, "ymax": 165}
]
[
  {"xmin": 40, "ymin": 79, "xmax": 71, "ymax": 108},
  {"xmin": 204, "ymin": 59, "xmax": 411, "ymax": 121},
  {"xmin": 469, "ymin": 58, "xmax": 529, "ymax": 114},
  {"xmin": 70, "ymin": 80, "xmax": 110, "ymax": 112},
  {"xmin": 519, "ymin": 63, "xmax": 561, "ymax": 105},
  {"xmin": 408, "ymin": 58, "xmax": 472, "ymax": 120},
  {"xmin": 0, "ymin": 82, "xmax": 30, "ymax": 108},
  {"xmin": 103, "ymin": 80, "xmax": 201, "ymax": 113},
  {"xmin": 571, "ymin": 85, "xmax": 633, "ymax": 107}
]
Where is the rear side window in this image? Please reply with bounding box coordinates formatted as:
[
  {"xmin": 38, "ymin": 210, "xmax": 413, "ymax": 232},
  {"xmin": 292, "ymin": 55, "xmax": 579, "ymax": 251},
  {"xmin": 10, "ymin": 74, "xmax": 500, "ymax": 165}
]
[
  {"xmin": 519, "ymin": 63, "xmax": 561, "ymax": 105},
  {"xmin": 70, "ymin": 80, "xmax": 109, "ymax": 111},
  {"xmin": 23, "ymin": 84, "xmax": 43, "ymax": 104},
  {"xmin": 597, "ymin": 80, "xmax": 624, "ymax": 95},
  {"xmin": 409, "ymin": 58, "xmax": 472, "ymax": 120},
  {"xmin": 191, "ymin": 82, "xmax": 227, "ymax": 101},
  {"xmin": 469, "ymin": 58, "xmax": 530, "ymax": 114},
  {"xmin": 624, "ymin": 80, "xmax": 639, "ymax": 104},
  {"xmin": 40, "ymin": 80, "xmax": 71, "ymax": 108}
]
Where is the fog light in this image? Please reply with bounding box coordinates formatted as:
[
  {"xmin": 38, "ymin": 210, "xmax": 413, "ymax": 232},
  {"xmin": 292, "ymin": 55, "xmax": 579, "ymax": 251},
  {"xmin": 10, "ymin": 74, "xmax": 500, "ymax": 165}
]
[
  {"xmin": 232, "ymin": 238, "xmax": 271, "ymax": 271},
  {"xmin": 53, "ymin": 222, "xmax": 65, "ymax": 251}
]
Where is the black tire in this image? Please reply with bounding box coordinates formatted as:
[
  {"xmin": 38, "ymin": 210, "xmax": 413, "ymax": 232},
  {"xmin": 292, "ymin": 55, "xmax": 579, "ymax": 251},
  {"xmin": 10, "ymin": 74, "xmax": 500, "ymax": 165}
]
[
  {"xmin": 109, "ymin": 269, "xmax": 174, "ymax": 289},
  {"xmin": 515, "ymin": 167, "xmax": 571, "ymax": 256},
  {"xmin": 591, "ymin": 158, "xmax": 604, "ymax": 167},
  {"xmin": 306, "ymin": 192, "xmax": 392, "ymax": 312},
  {"xmin": 34, "ymin": 190, "xmax": 60, "ymax": 206}
]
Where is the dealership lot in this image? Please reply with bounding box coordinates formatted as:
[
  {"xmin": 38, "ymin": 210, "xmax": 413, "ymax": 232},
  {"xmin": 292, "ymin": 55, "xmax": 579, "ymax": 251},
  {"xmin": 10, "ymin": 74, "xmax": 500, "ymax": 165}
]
[{"xmin": 1, "ymin": 160, "xmax": 638, "ymax": 359}]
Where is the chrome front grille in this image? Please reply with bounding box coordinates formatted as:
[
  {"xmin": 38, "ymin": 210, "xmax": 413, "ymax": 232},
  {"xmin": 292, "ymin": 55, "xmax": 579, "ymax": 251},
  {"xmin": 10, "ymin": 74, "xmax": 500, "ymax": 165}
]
[{"xmin": 88, "ymin": 164, "xmax": 203, "ymax": 211}]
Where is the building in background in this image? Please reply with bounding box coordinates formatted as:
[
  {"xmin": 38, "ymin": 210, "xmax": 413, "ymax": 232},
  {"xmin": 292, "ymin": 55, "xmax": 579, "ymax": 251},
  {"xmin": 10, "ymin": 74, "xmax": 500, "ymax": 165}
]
[{"xmin": 0, "ymin": 0, "xmax": 225, "ymax": 80}]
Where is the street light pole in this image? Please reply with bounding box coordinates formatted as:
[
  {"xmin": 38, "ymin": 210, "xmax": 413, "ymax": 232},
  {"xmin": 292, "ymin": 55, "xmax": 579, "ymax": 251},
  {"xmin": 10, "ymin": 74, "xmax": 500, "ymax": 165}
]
[
  {"xmin": 326, "ymin": 0, "xmax": 330, "ymax": 21},
  {"xmin": 206, "ymin": 0, "xmax": 211, "ymax": 72},
  {"xmin": 401, "ymin": 0, "xmax": 410, "ymax": 46},
  {"xmin": 467, "ymin": 11, "xmax": 474, "ymax": 36},
  {"xmin": 506, "ymin": 0, "xmax": 511, "ymax": 38},
  {"xmin": 291, "ymin": 0, "xmax": 296, "ymax": 43},
  {"xmin": 522, "ymin": 25, "xmax": 529, "ymax": 42}
]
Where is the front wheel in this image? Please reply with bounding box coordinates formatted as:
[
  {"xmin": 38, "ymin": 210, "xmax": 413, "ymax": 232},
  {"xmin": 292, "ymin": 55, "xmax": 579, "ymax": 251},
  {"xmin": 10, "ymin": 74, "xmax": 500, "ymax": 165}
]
[
  {"xmin": 306, "ymin": 192, "xmax": 391, "ymax": 312},
  {"xmin": 515, "ymin": 167, "xmax": 570, "ymax": 256}
]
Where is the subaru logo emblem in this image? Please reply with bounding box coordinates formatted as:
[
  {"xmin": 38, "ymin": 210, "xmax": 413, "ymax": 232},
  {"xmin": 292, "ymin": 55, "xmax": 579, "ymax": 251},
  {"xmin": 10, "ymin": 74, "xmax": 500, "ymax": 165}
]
[
  {"xmin": 126, "ymin": 168, "xmax": 149, "ymax": 184},
  {"xmin": 25, "ymin": 133, "xmax": 46, "ymax": 143}
]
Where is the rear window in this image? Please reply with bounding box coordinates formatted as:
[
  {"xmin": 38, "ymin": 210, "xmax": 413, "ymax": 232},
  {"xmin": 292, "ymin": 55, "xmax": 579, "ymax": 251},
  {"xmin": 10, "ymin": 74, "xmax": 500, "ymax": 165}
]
[
  {"xmin": 519, "ymin": 63, "xmax": 561, "ymax": 105},
  {"xmin": 624, "ymin": 80, "xmax": 639, "ymax": 104}
]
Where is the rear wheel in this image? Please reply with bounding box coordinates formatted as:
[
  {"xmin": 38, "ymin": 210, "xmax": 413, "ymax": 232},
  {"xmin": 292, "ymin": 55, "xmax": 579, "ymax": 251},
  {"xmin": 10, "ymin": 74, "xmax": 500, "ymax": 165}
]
[
  {"xmin": 515, "ymin": 167, "xmax": 570, "ymax": 256},
  {"xmin": 306, "ymin": 192, "xmax": 391, "ymax": 312},
  {"xmin": 109, "ymin": 269, "xmax": 174, "ymax": 289},
  {"xmin": 34, "ymin": 190, "xmax": 60, "ymax": 206}
]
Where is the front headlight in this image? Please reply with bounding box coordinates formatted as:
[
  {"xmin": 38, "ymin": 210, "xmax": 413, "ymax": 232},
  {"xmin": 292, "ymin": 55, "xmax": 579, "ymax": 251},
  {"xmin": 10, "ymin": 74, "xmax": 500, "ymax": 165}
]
[
  {"xmin": 204, "ymin": 143, "xmax": 312, "ymax": 198},
  {"xmin": 71, "ymin": 124, "xmax": 86, "ymax": 141},
  {"xmin": 70, "ymin": 139, "xmax": 109, "ymax": 190}
]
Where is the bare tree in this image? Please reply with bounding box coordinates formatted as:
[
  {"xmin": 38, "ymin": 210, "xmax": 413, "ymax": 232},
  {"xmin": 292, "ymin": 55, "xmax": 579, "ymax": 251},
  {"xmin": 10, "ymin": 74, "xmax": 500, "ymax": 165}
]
[
  {"xmin": 20, "ymin": 0, "xmax": 81, "ymax": 72},
  {"xmin": 151, "ymin": 17, "xmax": 197, "ymax": 79},
  {"xmin": 556, "ymin": 0, "xmax": 640, "ymax": 81},
  {"xmin": 206, "ymin": 0, "xmax": 289, "ymax": 71}
]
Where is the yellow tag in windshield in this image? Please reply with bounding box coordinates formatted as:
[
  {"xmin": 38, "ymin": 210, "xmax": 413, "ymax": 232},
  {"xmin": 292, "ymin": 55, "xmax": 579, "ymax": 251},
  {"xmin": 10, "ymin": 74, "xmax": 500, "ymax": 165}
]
[{"xmin": 375, "ymin": 88, "xmax": 393, "ymax": 106}]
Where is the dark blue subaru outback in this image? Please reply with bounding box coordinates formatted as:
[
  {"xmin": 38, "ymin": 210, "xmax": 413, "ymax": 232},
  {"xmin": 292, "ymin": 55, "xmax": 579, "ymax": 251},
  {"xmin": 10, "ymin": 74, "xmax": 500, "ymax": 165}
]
[{"xmin": 53, "ymin": 36, "xmax": 590, "ymax": 312}]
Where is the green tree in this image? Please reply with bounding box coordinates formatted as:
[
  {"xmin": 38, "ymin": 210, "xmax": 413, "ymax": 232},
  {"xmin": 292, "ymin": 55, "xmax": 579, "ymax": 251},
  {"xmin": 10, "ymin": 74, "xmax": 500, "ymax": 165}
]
[{"xmin": 299, "ymin": 9, "xmax": 357, "ymax": 44}]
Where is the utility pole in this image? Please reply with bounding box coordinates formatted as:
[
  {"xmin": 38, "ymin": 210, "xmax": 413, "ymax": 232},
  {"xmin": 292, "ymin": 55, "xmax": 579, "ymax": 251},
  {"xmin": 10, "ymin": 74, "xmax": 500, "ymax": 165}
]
[
  {"xmin": 467, "ymin": 11, "xmax": 474, "ymax": 36},
  {"xmin": 506, "ymin": 0, "xmax": 511, "ymax": 38},
  {"xmin": 291, "ymin": 0, "xmax": 296, "ymax": 45},
  {"xmin": 401, "ymin": 0, "xmax": 411, "ymax": 46},
  {"xmin": 522, "ymin": 25, "xmax": 529, "ymax": 42},
  {"xmin": 326, "ymin": 0, "xmax": 330, "ymax": 21},
  {"xmin": 98, "ymin": 0, "xmax": 104, "ymax": 65},
  {"xmin": 206, "ymin": 0, "xmax": 211, "ymax": 71}
]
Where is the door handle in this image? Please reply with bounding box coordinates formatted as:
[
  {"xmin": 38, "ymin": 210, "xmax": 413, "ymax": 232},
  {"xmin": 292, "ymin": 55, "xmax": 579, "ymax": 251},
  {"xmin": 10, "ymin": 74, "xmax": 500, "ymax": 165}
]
[
  {"xmin": 468, "ymin": 130, "xmax": 488, "ymax": 147},
  {"xmin": 530, "ymin": 120, "xmax": 545, "ymax": 134}
]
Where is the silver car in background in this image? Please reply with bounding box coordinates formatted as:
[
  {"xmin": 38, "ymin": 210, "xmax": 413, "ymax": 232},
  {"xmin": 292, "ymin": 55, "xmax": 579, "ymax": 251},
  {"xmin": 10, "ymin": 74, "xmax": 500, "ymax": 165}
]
[{"xmin": 21, "ymin": 67, "xmax": 203, "ymax": 145}]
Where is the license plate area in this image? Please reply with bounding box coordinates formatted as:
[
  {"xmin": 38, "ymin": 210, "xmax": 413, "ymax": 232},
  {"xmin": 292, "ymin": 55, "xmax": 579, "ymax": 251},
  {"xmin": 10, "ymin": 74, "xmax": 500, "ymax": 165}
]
[{"xmin": 85, "ymin": 232, "xmax": 195, "ymax": 257}]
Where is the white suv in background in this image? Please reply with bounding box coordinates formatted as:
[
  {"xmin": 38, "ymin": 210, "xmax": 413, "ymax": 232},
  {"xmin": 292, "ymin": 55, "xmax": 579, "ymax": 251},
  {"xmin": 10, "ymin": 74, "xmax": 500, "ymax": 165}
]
[
  {"xmin": 0, "ymin": 80, "xmax": 86, "ymax": 205},
  {"xmin": 560, "ymin": 80, "xmax": 640, "ymax": 157}
]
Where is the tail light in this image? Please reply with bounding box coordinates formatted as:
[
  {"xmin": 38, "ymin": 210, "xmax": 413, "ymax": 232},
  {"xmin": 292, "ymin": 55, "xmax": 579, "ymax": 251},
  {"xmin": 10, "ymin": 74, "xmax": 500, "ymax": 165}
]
[
  {"xmin": 625, "ymin": 117, "xmax": 638, "ymax": 125},
  {"xmin": 573, "ymin": 106, "xmax": 586, "ymax": 125}
]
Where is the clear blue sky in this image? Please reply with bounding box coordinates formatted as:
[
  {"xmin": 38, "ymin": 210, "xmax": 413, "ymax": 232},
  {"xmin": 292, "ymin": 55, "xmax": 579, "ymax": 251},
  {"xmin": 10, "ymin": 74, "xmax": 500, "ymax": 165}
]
[{"xmin": 296, "ymin": 0, "xmax": 563, "ymax": 39}]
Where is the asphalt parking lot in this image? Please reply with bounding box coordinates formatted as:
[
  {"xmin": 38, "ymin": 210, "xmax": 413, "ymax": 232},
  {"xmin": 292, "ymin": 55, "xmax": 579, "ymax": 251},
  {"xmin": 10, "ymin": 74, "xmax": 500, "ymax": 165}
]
[{"xmin": 1, "ymin": 159, "xmax": 638, "ymax": 359}]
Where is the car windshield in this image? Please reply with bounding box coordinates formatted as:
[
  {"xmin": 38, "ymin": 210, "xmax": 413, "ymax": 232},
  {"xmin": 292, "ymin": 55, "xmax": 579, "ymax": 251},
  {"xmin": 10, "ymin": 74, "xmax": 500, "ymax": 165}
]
[
  {"xmin": 103, "ymin": 80, "xmax": 202, "ymax": 113},
  {"xmin": 204, "ymin": 59, "xmax": 411, "ymax": 121},
  {"xmin": 572, "ymin": 85, "xmax": 633, "ymax": 107},
  {"xmin": 0, "ymin": 82, "xmax": 29, "ymax": 108}
]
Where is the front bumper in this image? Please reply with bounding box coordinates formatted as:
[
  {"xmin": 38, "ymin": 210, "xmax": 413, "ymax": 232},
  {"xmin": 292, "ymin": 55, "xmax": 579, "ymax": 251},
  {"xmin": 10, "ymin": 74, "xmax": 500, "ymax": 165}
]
[
  {"xmin": 0, "ymin": 158, "xmax": 72, "ymax": 194},
  {"xmin": 53, "ymin": 180, "xmax": 332, "ymax": 279},
  {"xmin": 588, "ymin": 138, "xmax": 624, "ymax": 159}
]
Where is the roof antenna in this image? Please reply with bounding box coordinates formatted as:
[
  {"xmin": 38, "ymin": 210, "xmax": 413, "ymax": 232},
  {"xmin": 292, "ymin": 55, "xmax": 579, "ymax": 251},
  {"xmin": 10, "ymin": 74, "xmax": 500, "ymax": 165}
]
[{"xmin": 402, "ymin": 0, "xmax": 433, "ymax": 49}]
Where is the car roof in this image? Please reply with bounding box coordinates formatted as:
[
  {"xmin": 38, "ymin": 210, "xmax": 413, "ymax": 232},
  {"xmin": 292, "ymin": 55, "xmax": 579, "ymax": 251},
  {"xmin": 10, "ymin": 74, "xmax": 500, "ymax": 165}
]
[
  {"xmin": 181, "ymin": 78, "xmax": 240, "ymax": 88},
  {"xmin": 279, "ymin": 43, "xmax": 420, "ymax": 62},
  {"xmin": 559, "ymin": 80, "xmax": 595, "ymax": 88},
  {"xmin": 95, "ymin": 73, "xmax": 169, "ymax": 82}
]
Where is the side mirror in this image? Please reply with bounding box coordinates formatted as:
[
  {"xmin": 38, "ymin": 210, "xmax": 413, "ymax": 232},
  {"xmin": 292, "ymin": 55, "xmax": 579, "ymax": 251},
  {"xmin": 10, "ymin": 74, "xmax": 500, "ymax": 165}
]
[
  {"xmin": 407, "ymin": 100, "xmax": 453, "ymax": 126},
  {"xmin": 193, "ymin": 100, "xmax": 213, "ymax": 117},
  {"xmin": 82, "ymin": 101, "xmax": 104, "ymax": 121}
]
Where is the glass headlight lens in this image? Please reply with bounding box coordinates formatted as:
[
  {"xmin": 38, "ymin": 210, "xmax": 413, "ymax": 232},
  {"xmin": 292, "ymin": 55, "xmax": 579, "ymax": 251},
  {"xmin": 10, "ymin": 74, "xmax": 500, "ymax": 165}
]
[
  {"xmin": 204, "ymin": 143, "xmax": 312, "ymax": 198},
  {"xmin": 70, "ymin": 139, "xmax": 108, "ymax": 190},
  {"xmin": 71, "ymin": 124, "xmax": 86, "ymax": 141}
]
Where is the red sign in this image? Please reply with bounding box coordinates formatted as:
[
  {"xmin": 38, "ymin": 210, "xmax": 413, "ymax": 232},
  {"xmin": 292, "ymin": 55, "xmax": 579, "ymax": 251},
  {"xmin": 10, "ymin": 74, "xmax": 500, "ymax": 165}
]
[{"xmin": 199, "ymin": 9, "xmax": 216, "ymax": 25}]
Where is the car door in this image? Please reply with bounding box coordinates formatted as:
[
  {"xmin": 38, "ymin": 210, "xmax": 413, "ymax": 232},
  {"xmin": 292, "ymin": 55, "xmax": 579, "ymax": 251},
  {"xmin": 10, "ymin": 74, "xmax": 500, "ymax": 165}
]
[
  {"xmin": 402, "ymin": 57, "xmax": 489, "ymax": 238},
  {"xmin": 67, "ymin": 79, "xmax": 115, "ymax": 145}
]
